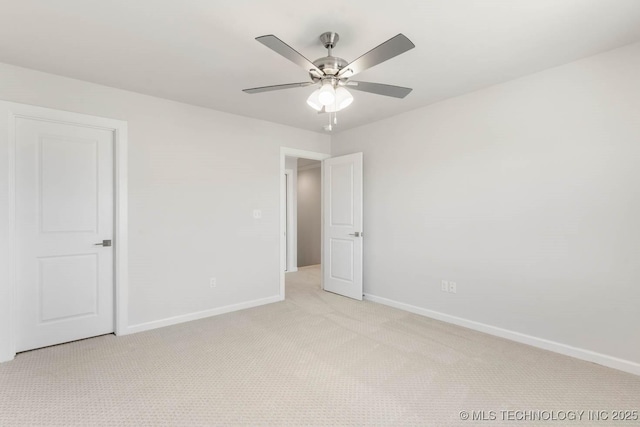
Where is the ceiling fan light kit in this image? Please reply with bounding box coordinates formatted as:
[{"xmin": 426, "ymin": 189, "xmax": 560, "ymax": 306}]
[
  {"xmin": 317, "ymin": 81, "xmax": 337, "ymax": 105},
  {"xmin": 243, "ymin": 31, "xmax": 415, "ymax": 130},
  {"xmin": 332, "ymin": 87, "xmax": 354, "ymax": 110},
  {"xmin": 306, "ymin": 90, "xmax": 322, "ymax": 111}
]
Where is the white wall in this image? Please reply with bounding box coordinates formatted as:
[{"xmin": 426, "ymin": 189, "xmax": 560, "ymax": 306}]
[
  {"xmin": 284, "ymin": 156, "xmax": 298, "ymax": 271},
  {"xmin": 297, "ymin": 164, "xmax": 321, "ymax": 267},
  {"xmin": 332, "ymin": 42, "xmax": 640, "ymax": 369},
  {"xmin": 0, "ymin": 62, "xmax": 330, "ymax": 360}
]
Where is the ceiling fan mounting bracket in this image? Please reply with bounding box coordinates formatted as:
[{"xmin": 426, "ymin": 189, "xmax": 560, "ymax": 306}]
[{"xmin": 319, "ymin": 32, "xmax": 339, "ymax": 50}]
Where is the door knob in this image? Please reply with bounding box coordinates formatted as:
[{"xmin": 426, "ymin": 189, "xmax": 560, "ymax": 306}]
[
  {"xmin": 348, "ymin": 232, "xmax": 362, "ymax": 237},
  {"xmin": 94, "ymin": 240, "xmax": 112, "ymax": 247}
]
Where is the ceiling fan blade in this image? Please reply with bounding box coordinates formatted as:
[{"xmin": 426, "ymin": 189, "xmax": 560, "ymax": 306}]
[
  {"xmin": 337, "ymin": 34, "xmax": 415, "ymax": 78},
  {"xmin": 346, "ymin": 81, "xmax": 413, "ymax": 98},
  {"xmin": 256, "ymin": 35, "xmax": 323, "ymax": 76},
  {"xmin": 243, "ymin": 82, "xmax": 313, "ymax": 94}
]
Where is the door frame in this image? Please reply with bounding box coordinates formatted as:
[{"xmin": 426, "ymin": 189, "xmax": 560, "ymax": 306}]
[
  {"xmin": 280, "ymin": 148, "xmax": 330, "ymax": 299},
  {"xmin": 284, "ymin": 168, "xmax": 295, "ymax": 273},
  {"xmin": 2, "ymin": 101, "xmax": 128, "ymax": 362}
]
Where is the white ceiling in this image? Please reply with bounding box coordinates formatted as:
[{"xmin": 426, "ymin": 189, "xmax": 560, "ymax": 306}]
[{"xmin": 1, "ymin": 0, "xmax": 640, "ymax": 133}]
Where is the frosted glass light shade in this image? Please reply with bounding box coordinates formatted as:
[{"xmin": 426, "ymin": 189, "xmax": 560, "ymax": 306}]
[
  {"xmin": 335, "ymin": 87, "xmax": 353, "ymax": 109},
  {"xmin": 318, "ymin": 82, "xmax": 336, "ymax": 106},
  {"xmin": 306, "ymin": 89, "xmax": 322, "ymax": 111},
  {"xmin": 325, "ymin": 87, "xmax": 354, "ymax": 113}
]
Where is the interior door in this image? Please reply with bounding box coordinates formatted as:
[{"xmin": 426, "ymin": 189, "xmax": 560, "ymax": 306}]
[
  {"xmin": 15, "ymin": 117, "xmax": 115, "ymax": 352},
  {"xmin": 323, "ymin": 152, "xmax": 363, "ymax": 300}
]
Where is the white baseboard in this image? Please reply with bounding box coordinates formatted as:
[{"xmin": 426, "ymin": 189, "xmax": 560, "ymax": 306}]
[
  {"xmin": 364, "ymin": 293, "xmax": 640, "ymax": 377},
  {"xmin": 126, "ymin": 295, "xmax": 282, "ymax": 335},
  {"xmin": 285, "ymin": 268, "xmax": 298, "ymax": 273}
]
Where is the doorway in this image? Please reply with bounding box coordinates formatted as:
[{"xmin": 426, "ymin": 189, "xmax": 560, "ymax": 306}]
[
  {"xmin": 283, "ymin": 156, "xmax": 323, "ymax": 295},
  {"xmin": 280, "ymin": 148, "xmax": 330, "ymax": 299},
  {"xmin": 296, "ymin": 159, "xmax": 322, "ymax": 269},
  {"xmin": 284, "ymin": 157, "xmax": 323, "ymax": 273},
  {"xmin": 280, "ymin": 148, "xmax": 364, "ymax": 301}
]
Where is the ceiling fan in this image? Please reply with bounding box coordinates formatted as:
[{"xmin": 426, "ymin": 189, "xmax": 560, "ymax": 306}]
[{"xmin": 243, "ymin": 32, "xmax": 415, "ymax": 128}]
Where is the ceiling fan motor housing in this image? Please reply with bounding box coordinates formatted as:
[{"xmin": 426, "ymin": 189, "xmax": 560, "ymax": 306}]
[
  {"xmin": 309, "ymin": 32, "xmax": 349, "ymax": 83},
  {"xmin": 311, "ymin": 56, "xmax": 348, "ymax": 82}
]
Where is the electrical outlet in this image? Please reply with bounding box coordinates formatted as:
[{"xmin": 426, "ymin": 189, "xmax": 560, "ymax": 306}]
[
  {"xmin": 253, "ymin": 209, "xmax": 262, "ymax": 219},
  {"xmin": 449, "ymin": 281, "xmax": 457, "ymax": 294},
  {"xmin": 210, "ymin": 277, "xmax": 217, "ymax": 288},
  {"xmin": 441, "ymin": 280, "xmax": 449, "ymax": 292}
]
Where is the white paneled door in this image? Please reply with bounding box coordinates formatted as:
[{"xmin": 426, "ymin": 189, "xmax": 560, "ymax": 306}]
[
  {"xmin": 15, "ymin": 118, "xmax": 115, "ymax": 352},
  {"xmin": 323, "ymin": 153, "xmax": 363, "ymax": 300}
]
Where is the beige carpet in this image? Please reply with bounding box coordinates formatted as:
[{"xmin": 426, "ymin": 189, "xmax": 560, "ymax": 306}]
[{"xmin": 1, "ymin": 265, "xmax": 638, "ymax": 426}]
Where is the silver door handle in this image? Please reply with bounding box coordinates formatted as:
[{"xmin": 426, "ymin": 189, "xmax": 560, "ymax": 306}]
[
  {"xmin": 95, "ymin": 240, "xmax": 112, "ymax": 247},
  {"xmin": 348, "ymin": 232, "xmax": 363, "ymax": 237}
]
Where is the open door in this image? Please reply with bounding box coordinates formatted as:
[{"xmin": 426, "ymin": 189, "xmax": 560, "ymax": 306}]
[{"xmin": 323, "ymin": 152, "xmax": 363, "ymax": 300}]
